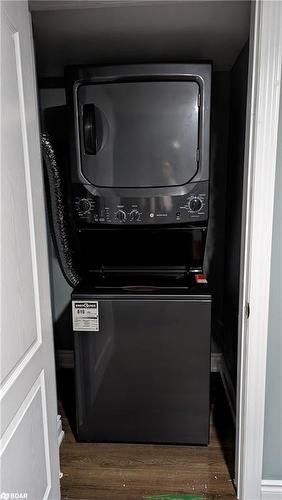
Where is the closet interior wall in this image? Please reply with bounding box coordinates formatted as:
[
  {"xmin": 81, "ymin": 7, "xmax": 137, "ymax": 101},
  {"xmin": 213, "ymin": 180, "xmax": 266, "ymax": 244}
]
[
  {"xmin": 223, "ymin": 44, "xmax": 249, "ymax": 392},
  {"xmin": 33, "ymin": 4, "xmax": 250, "ymax": 410}
]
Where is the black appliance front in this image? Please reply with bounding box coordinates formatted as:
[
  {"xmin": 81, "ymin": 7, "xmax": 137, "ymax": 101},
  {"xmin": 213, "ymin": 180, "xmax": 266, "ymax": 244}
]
[
  {"xmin": 66, "ymin": 64, "xmax": 211, "ymax": 228},
  {"xmin": 72, "ymin": 274, "xmax": 211, "ymax": 444}
]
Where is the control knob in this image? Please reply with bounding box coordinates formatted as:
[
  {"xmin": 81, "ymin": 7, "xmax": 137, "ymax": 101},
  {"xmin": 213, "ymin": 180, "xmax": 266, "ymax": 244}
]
[
  {"xmin": 188, "ymin": 197, "xmax": 203, "ymax": 212},
  {"xmin": 116, "ymin": 210, "xmax": 127, "ymax": 222},
  {"xmin": 129, "ymin": 209, "xmax": 140, "ymax": 222},
  {"xmin": 77, "ymin": 198, "xmax": 91, "ymax": 214}
]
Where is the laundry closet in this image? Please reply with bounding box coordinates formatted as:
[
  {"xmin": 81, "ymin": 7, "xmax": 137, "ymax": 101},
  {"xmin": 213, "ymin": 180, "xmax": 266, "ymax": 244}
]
[{"xmin": 30, "ymin": 1, "xmax": 251, "ymax": 498}]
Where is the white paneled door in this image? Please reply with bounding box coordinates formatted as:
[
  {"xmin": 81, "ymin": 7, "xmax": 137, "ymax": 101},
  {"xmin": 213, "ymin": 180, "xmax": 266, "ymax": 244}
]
[{"xmin": 0, "ymin": 1, "xmax": 60, "ymax": 499}]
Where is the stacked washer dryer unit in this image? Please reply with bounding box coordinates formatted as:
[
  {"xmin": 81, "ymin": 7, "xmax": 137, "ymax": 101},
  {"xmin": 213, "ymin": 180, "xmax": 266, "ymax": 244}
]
[{"xmin": 65, "ymin": 64, "xmax": 212, "ymax": 444}]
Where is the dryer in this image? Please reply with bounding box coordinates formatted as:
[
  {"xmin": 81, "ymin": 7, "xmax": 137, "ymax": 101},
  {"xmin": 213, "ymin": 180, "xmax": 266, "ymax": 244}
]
[{"xmin": 65, "ymin": 64, "xmax": 211, "ymax": 229}]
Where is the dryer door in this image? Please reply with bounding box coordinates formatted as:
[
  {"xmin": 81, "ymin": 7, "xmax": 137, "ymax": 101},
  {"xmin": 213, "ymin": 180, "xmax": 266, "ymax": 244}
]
[{"xmin": 77, "ymin": 81, "xmax": 200, "ymax": 188}]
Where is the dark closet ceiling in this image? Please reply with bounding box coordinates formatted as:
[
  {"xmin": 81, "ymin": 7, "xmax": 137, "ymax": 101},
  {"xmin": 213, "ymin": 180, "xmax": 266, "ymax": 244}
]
[{"xmin": 30, "ymin": 0, "xmax": 250, "ymax": 77}]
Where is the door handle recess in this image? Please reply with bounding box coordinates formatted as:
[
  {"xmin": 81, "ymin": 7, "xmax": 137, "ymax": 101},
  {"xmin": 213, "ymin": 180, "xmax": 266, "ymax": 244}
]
[{"xmin": 83, "ymin": 104, "xmax": 97, "ymax": 155}]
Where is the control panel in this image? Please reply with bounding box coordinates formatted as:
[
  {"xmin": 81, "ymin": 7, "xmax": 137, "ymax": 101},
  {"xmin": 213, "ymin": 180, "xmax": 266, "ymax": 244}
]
[{"xmin": 73, "ymin": 182, "xmax": 209, "ymax": 225}]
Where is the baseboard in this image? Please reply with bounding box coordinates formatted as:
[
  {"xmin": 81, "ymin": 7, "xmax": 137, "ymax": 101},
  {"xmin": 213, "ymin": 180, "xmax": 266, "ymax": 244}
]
[
  {"xmin": 211, "ymin": 352, "xmax": 223, "ymax": 372},
  {"xmin": 220, "ymin": 356, "xmax": 236, "ymax": 424},
  {"xmin": 57, "ymin": 414, "xmax": 64, "ymax": 447},
  {"xmin": 56, "ymin": 349, "xmax": 74, "ymax": 369},
  {"xmin": 211, "ymin": 352, "xmax": 236, "ymax": 424},
  {"xmin": 261, "ymin": 480, "xmax": 282, "ymax": 499}
]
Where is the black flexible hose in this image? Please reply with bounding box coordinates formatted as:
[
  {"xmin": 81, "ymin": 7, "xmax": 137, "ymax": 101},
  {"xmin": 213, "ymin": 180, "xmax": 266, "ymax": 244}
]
[{"xmin": 41, "ymin": 132, "xmax": 81, "ymax": 288}]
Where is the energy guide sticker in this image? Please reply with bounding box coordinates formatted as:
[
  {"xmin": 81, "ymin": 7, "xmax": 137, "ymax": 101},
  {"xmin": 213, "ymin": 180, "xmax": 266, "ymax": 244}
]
[{"xmin": 72, "ymin": 300, "xmax": 99, "ymax": 332}]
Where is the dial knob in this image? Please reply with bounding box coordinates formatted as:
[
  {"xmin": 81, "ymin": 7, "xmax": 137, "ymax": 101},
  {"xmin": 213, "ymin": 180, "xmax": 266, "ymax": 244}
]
[
  {"xmin": 189, "ymin": 197, "xmax": 202, "ymax": 212},
  {"xmin": 77, "ymin": 198, "xmax": 91, "ymax": 214},
  {"xmin": 116, "ymin": 210, "xmax": 126, "ymax": 222},
  {"xmin": 129, "ymin": 209, "xmax": 140, "ymax": 222}
]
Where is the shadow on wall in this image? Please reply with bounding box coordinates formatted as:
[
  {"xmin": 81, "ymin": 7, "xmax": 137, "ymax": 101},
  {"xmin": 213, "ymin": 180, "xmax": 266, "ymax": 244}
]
[
  {"xmin": 223, "ymin": 44, "xmax": 249, "ymax": 390},
  {"xmin": 53, "ymin": 302, "xmax": 74, "ymax": 352},
  {"xmin": 205, "ymin": 44, "xmax": 249, "ymax": 393},
  {"xmin": 204, "ymin": 71, "xmax": 231, "ymax": 349}
]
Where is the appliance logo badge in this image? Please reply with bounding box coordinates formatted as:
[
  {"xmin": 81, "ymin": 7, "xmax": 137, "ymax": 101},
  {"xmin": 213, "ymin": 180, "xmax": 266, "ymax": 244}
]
[
  {"xmin": 74, "ymin": 302, "xmax": 97, "ymax": 309},
  {"xmin": 72, "ymin": 300, "xmax": 99, "ymax": 332}
]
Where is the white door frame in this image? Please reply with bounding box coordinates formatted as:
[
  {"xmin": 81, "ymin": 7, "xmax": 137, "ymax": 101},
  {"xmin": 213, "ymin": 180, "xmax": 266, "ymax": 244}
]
[{"xmin": 236, "ymin": 1, "xmax": 282, "ymax": 499}]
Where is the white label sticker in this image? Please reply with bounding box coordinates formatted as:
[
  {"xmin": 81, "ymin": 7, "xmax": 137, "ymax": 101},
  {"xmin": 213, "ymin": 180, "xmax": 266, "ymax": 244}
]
[{"xmin": 72, "ymin": 300, "xmax": 99, "ymax": 332}]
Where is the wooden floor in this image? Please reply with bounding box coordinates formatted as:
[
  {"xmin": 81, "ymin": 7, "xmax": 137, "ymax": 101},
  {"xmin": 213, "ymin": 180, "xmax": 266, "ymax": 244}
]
[{"xmin": 59, "ymin": 376, "xmax": 236, "ymax": 500}]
